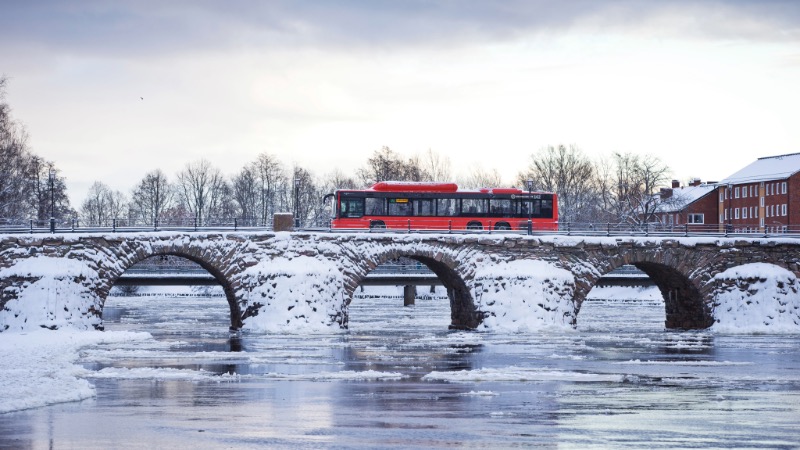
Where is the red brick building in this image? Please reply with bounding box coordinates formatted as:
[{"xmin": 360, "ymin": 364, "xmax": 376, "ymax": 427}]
[
  {"xmin": 655, "ymin": 179, "xmax": 718, "ymax": 231},
  {"xmin": 718, "ymin": 152, "xmax": 800, "ymax": 233}
]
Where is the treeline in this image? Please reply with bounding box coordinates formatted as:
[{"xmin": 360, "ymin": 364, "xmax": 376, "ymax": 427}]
[
  {"xmin": 518, "ymin": 144, "xmax": 675, "ymax": 225},
  {"xmin": 79, "ymin": 146, "xmax": 490, "ymax": 227},
  {"xmin": 1, "ymin": 78, "xmax": 680, "ymax": 227},
  {"xmin": 0, "ymin": 77, "xmax": 73, "ymax": 223}
]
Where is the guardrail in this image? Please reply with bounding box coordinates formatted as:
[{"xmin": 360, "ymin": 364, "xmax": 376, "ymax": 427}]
[{"xmin": 1, "ymin": 218, "xmax": 798, "ymax": 238}]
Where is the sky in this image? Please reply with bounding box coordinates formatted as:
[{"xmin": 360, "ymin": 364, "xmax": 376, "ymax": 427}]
[{"xmin": 2, "ymin": 0, "xmax": 799, "ymax": 206}]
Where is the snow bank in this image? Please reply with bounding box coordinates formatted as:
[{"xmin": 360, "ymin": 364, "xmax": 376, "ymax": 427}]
[
  {"xmin": 0, "ymin": 256, "xmax": 102, "ymax": 332},
  {"xmin": 474, "ymin": 260, "xmax": 576, "ymax": 331},
  {"xmin": 0, "ymin": 329, "xmax": 150, "ymax": 414},
  {"xmin": 710, "ymin": 263, "xmax": 800, "ymax": 333},
  {"xmin": 241, "ymin": 256, "xmax": 345, "ymax": 333}
]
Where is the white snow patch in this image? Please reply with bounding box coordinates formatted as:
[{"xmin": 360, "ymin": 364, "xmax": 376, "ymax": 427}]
[
  {"xmin": 710, "ymin": 263, "xmax": 800, "ymax": 333},
  {"xmin": 0, "ymin": 256, "xmax": 103, "ymax": 331},
  {"xmin": 423, "ymin": 367, "xmax": 624, "ymax": 383},
  {"xmin": 261, "ymin": 370, "xmax": 406, "ymax": 381},
  {"xmin": 474, "ymin": 259, "xmax": 576, "ymax": 332},
  {"xmin": 460, "ymin": 390, "xmax": 499, "ymax": 396},
  {"xmin": 241, "ymin": 256, "xmax": 345, "ymax": 333},
  {"xmin": 0, "ymin": 329, "xmax": 151, "ymax": 414},
  {"xmin": 87, "ymin": 367, "xmax": 239, "ymax": 381}
]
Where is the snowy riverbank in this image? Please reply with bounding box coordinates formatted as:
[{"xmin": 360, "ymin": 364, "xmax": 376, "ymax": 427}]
[{"xmin": 0, "ymin": 330, "xmax": 151, "ymax": 414}]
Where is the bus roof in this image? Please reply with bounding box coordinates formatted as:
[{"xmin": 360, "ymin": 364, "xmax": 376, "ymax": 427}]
[
  {"xmin": 370, "ymin": 181, "xmax": 459, "ymax": 192},
  {"xmin": 362, "ymin": 181, "xmax": 553, "ymax": 195}
]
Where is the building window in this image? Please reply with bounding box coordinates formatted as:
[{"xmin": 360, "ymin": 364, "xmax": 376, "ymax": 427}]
[
  {"xmin": 782, "ymin": 204, "xmax": 787, "ymax": 216},
  {"xmin": 742, "ymin": 208, "xmax": 748, "ymax": 219},
  {"xmin": 754, "ymin": 207, "xmax": 758, "ymax": 218},
  {"xmin": 761, "ymin": 197, "xmax": 765, "ymax": 207},
  {"xmin": 735, "ymin": 187, "xmax": 740, "ymax": 198},
  {"xmin": 735, "ymin": 208, "xmax": 740, "ymax": 219},
  {"xmin": 720, "ymin": 213, "xmax": 723, "ymax": 223},
  {"xmin": 688, "ymin": 213, "xmax": 704, "ymax": 224},
  {"xmin": 760, "ymin": 217, "xmax": 764, "ymax": 227},
  {"xmin": 719, "ymin": 190, "xmax": 724, "ymax": 202},
  {"xmin": 782, "ymin": 182, "xmax": 787, "ymax": 194}
]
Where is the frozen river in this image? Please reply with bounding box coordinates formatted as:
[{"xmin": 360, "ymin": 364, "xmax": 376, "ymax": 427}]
[{"xmin": 2, "ymin": 286, "xmax": 800, "ymax": 448}]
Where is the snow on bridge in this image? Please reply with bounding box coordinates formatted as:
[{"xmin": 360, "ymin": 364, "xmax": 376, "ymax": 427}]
[{"xmin": 1, "ymin": 231, "xmax": 799, "ymax": 333}]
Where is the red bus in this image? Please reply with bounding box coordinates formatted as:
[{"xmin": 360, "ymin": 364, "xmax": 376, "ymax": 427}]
[{"xmin": 326, "ymin": 181, "xmax": 558, "ymax": 231}]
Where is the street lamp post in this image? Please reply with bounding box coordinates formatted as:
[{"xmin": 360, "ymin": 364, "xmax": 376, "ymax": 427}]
[
  {"xmin": 294, "ymin": 178, "xmax": 301, "ymax": 229},
  {"xmin": 48, "ymin": 169, "xmax": 55, "ymax": 233},
  {"xmin": 526, "ymin": 179, "xmax": 533, "ymax": 235}
]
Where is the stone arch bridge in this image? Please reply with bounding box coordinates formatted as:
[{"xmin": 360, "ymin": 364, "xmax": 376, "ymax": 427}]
[{"xmin": 1, "ymin": 232, "xmax": 799, "ymax": 332}]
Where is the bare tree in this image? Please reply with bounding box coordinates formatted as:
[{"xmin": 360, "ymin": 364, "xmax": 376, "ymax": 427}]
[
  {"xmin": 232, "ymin": 165, "xmax": 259, "ymax": 225},
  {"xmin": 176, "ymin": 159, "xmax": 226, "ymax": 225},
  {"xmin": 130, "ymin": 170, "xmax": 172, "ymax": 225},
  {"xmin": 422, "ymin": 148, "xmax": 452, "ymax": 182},
  {"xmin": 323, "ymin": 169, "xmax": 358, "ymax": 192},
  {"xmin": 458, "ymin": 165, "xmax": 504, "ymax": 189},
  {"xmin": 28, "ymin": 156, "xmax": 73, "ymax": 222},
  {"xmin": 0, "ymin": 78, "xmax": 31, "ymax": 219},
  {"xmin": 253, "ymin": 153, "xmax": 286, "ymax": 225},
  {"xmin": 596, "ymin": 152, "xmax": 671, "ymax": 225},
  {"xmin": 232, "ymin": 153, "xmax": 286, "ymax": 226},
  {"xmin": 80, "ymin": 181, "xmax": 127, "ymax": 226},
  {"xmin": 208, "ymin": 178, "xmax": 238, "ymax": 221},
  {"xmin": 517, "ymin": 144, "xmax": 597, "ymax": 223},
  {"xmin": 291, "ymin": 165, "xmax": 322, "ymax": 227},
  {"xmin": 357, "ymin": 146, "xmax": 412, "ymax": 186}
]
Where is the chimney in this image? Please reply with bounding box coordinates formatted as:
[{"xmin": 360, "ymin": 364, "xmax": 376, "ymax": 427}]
[
  {"xmin": 690, "ymin": 178, "xmax": 702, "ymax": 187},
  {"xmin": 660, "ymin": 188, "xmax": 673, "ymax": 199},
  {"xmin": 671, "ymin": 180, "xmax": 680, "ymax": 188}
]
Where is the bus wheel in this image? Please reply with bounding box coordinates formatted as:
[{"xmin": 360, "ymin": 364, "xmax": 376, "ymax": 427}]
[
  {"xmin": 370, "ymin": 220, "xmax": 386, "ymax": 229},
  {"xmin": 494, "ymin": 222, "xmax": 511, "ymax": 231},
  {"xmin": 466, "ymin": 221, "xmax": 483, "ymax": 230}
]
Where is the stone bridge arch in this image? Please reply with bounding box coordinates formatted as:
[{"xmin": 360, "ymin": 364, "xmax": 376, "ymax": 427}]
[
  {"xmin": 338, "ymin": 240, "xmax": 483, "ymax": 329},
  {"xmin": 95, "ymin": 239, "xmax": 245, "ymax": 331},
  {"xmin": 572, "ymin": 246, "xmax": 714, "ymax": 329}
]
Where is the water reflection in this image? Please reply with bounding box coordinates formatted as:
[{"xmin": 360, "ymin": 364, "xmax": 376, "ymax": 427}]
[{"xmin": 2, "ymin": 287, "xmax": 800, "ymax": 448}]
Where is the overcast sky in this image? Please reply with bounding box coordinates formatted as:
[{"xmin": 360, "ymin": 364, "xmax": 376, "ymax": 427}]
[{"xmin": 2, "ymin": 0, "xmax": 799, "ymax": 205}]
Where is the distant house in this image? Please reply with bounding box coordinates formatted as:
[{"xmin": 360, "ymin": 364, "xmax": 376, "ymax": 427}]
[
  {"xmin": 717, "ymin": 152, "xmax": 800, "ymax": 233},
  {"xmin": 654, "ymin": 179, "xmax": 718, "ymax": 230}
]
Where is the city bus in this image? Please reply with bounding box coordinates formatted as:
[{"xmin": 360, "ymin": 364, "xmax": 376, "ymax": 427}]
[{"xmin": 325, "ymin": 181, "xmax": 558, "ymax": 231}]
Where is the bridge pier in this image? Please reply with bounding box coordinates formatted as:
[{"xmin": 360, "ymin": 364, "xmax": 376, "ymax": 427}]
[{"xmin": 403, "ymin": 285, "xmax": 416, "ymax": 306}]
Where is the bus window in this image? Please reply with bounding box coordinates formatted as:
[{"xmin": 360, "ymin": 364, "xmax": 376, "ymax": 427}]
[
  {"xmin": 388, "ymin": 198, "xmax": 412, "ymax": 216},
  {"xmin": 365, "ymin": 197, "xmax": 385, "ymax": 216},
  {"xmin": 414, "ymin": 199, "xmax": 434, "ymax": 216},
  {"xmin": 341, "ymin": 198, "xmax": 364, "ymax": 218},
  {"xmin": 538, "ymin": 199, "xmax": 553, "ymax": 218},
  {"xmin": 489, "ymin": 199, "xmax": 512, "ymax": 216},
  {"xmin": 461, "ymin": 198, "xmax": 487, "ymax": 215},
  {"xmin": 517, "ymin": 200, "xmax": 540, "ymax": 217},
  {"xmin": 436, "ymin": 198, "xmax": 458, "ymax": 216}
]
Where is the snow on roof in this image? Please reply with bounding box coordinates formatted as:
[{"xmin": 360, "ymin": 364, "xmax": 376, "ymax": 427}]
[
  {"xmin": 656, "ymin": 183, "xmax": 717, "ymax": 213},
  {"xmin": 721, "ymin": 152, "xmax": 800, "ymax": 184}
]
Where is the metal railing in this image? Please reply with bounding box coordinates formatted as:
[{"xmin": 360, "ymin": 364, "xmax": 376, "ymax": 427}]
[{"xmin": 2, "ymin": 218, "xmax": 799, "ymax": 239}]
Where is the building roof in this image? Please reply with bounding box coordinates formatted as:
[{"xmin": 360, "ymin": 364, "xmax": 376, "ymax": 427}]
[
  {"xmin": 721, "ymin": 152, "xmax": 800, "ymax": 185},
  {"xmin": 656, "ymin": 184, "xmax": 717, "ymax": 213}
]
